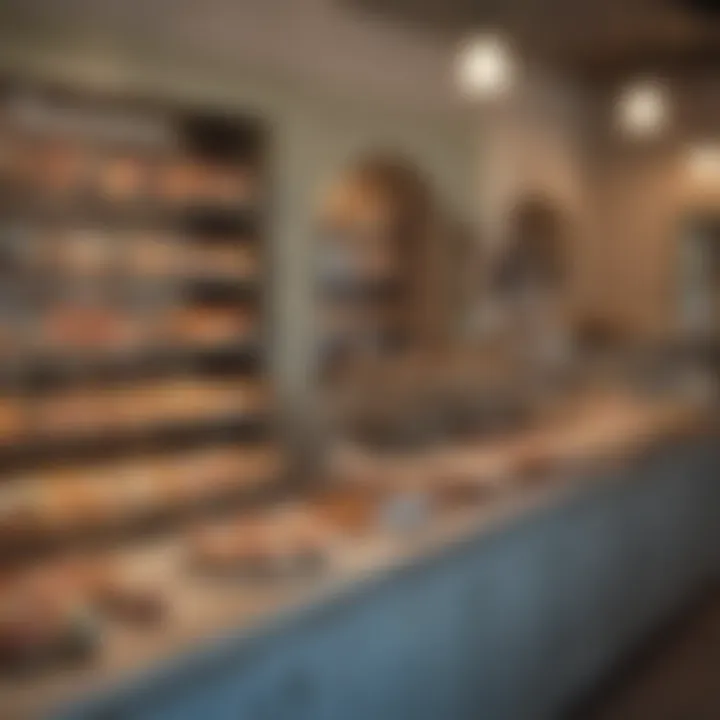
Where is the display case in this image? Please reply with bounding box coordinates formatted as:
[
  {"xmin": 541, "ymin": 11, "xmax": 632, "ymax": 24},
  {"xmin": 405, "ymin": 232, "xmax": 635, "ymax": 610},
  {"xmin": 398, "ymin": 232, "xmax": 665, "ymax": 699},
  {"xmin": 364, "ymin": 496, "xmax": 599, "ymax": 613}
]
[{"xmin": 0, "ymin": 79, "xmax": 288, "ymax": 670}]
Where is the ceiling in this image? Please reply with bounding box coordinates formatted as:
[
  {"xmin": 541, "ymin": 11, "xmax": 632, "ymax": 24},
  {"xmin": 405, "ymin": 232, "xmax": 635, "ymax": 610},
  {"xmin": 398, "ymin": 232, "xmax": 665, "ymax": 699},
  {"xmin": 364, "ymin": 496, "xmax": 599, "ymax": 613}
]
[
  {"xmin": 0, "ymin": 0, "xmax": 716, "ymax": 107},
  {"xmin": 0, "ymin": 0, "xmax": 461, "ymax": 112},
  {"xmin": 347, "ymin": 0, "xmax": 720, "ymax": 81}
]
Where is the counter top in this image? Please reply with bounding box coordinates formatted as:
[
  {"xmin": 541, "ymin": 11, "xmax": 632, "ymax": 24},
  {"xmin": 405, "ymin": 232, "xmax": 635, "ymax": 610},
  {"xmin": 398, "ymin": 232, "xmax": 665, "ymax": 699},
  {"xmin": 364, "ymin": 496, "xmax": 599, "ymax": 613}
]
[{"xmin": 2, "ymin": 394, "xmax": 712, "ymax": 720}]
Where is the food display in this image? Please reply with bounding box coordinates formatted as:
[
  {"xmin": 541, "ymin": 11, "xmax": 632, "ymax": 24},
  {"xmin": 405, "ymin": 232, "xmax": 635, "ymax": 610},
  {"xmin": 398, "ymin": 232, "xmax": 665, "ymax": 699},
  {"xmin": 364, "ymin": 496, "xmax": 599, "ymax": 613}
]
[
  {"xmin": 165, "ymin": 307, "xmax": 256, "ymax": 347},
  {"xmin": 157, "ymin": 161, "xmax": 254, "ymax": 207},
  {"xmin": 0, "ymin": 84, "xmax": 279, "ymax": 680},
  {"xmin": 189, "ymin": 506, "xmax": 336, "ymax": 578},
  {"xmin": 0, "ymin": 446, "xmax": 281, "ymax": 546},
  {"xmin": 40, "ymin": 306, "xmax": 143, "ymax": 354}
]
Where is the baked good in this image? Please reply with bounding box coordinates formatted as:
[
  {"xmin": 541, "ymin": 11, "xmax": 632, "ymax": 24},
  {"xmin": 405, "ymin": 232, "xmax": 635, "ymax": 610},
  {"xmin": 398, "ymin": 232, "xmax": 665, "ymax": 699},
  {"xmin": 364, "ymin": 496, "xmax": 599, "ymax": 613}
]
[
  {"xmin": 189, "ymin": 507, "xmax": 333, "ymax": 578},
  {"xmin": 0, "ymin": 566, "xmax": 99, "ymax": 669},
  {"xmin": 42, "ymin": 307, "xmax": 140, "ymax": 353},
  {"xmin": 184, "ymin": 245, "xmax": 258, "ymax": 280},
  {"xmin": 0, "ymin": 399, "xmax": 28, "ymax": 444},
  {"xmin": 165, "ymin": 307, "xmax": 255, "ymax": 347},
  {"xmin": 32, "ymin": 475, "xmax": 118, "ymax": 532},
  {"xmin": 0, "ymin": 483, "xmax": 37, "ymax": 540},
  {"xmin": 126, "ymin": 235, "xmax": 179, "ymax": 277},
  {"xmin": 57, "ymin": 231, "xmax": 114, "ymax": 277},
  {"xmin": 79, "ymin": 558, "xmax": 166, "ymax": 624},
  {"xmin": 157, "ymin": 161, "xmax": 202, "ymax": 204},
  {"xmin": 99, "ymin": 156, "xmax": 145, "ymax": 200},
  {"xmin": 39, "ymin": 141, "xmax": 87, "ymax": 198},
  {"xmin": 200, "ymin": 167, "xmax": 254, "ymax": 205},
  {"xmin": 35, "ymin": 389, "xmax": 112, "ymax": 437}
]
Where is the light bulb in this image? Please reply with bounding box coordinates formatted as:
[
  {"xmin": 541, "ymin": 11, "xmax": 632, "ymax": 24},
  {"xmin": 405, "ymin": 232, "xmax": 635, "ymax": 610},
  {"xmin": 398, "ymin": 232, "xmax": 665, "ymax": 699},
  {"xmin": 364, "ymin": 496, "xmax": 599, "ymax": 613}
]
[
  {"xmin": 616, "ymin": 79, "xmax": 670, "ymax": 138},
  {"xmin": 456, "ymin": 34, "xmax": 514, "ymax": 99}
]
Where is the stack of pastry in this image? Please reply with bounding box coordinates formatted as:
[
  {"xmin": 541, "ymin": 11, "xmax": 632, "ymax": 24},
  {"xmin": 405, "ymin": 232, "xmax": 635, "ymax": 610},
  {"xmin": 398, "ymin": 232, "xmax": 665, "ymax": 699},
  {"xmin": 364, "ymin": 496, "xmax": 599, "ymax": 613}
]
[
  {"xmin": 164, "ymin": 307, "xmax": 256, "ymax": 348},
  {"xmin": 42, "ymin": 307, "xmax": 143, "ymax": 354},
  {"xmin": 189, "ymin": 506, "xmax": 335, "ymax": 578}
]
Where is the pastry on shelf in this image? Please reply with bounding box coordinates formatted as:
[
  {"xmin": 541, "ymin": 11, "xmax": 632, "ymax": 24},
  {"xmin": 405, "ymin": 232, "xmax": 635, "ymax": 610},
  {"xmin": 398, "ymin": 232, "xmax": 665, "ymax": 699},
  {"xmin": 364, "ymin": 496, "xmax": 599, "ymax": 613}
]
[
  {"xmin": 35, "ymin": 389, "xmax": 113, "ymax": 438},
  {"xmin": 125, "ymin": 234, "xmax": 180, "ymax": 277},
  {"xmin": 173, "ymin": 378, "xmax": 266, "ymax": 420},
  {"xmin": 188, "ymin": 507, "xmax": 335, "ymax": 578},
  {"xmin": 110, "ymin": 382, "xmax": 172, "ymax": 428},
  {"xmin": 0, "ymin": 483, "xmax": 37, "ymax": 541},
  {"xmin": 97, "ymin": 156, "xmax": 146, "ymax": 201},
  {"xmin": 165, "ymin": 307, "xmax": 256, "ymax": 347},
  {"xmin": 152, "ymin": 445, "xmax": 278, "ymax": 505},
  {"xmin": 42, "ymin": 306, "xmax": 143, "ymax": 354},
  {"xmin": 230, "ymin": 446, "xmax": 284, "ymax": 488},
  {"xmin": 165, "ymin": 447, "xmax": 239, "ymax": 502},
  {"xmin": 32, "ymin": 474, "xmax": 119, "ymax": 532},
  {"xmin": 157, "ymin": 161, "xmax": 203, "ymax": 204},
  {"xmin": 55, "ymin": 231, "xmax": 115, "ymax": 278},
  {"xmin": 36, "ymin": 140, "xmax": 88, "ymax": 199},
  {"xmin": 183, "ymin": 244, "xmax": 259, "ymax": 281},
  {"xmin": 0, "ymin": 399, "xmax": 29, "ymax": 445},
  {"xmin": 199, "ymin": 166, "xmax": 255, "ymax": 206},
  {"xmin": 109, "ymin": 378, "xmax": 262, "ymax": 428},
  {"xmin": 112, "ymin": 460, "xmax": 165, "ymax": 520}
]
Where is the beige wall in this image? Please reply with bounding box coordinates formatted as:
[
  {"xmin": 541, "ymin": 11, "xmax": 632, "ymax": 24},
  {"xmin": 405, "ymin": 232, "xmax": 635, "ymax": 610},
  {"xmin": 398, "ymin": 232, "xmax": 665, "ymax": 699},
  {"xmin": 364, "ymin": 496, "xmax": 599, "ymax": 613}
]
[
  {"xmin": 584, "ymin": 85, "xmax": 720, "ymax": 339},
  {"xmin": 473, "ymin": 65, "xmax": 594, "ymax": 320}
]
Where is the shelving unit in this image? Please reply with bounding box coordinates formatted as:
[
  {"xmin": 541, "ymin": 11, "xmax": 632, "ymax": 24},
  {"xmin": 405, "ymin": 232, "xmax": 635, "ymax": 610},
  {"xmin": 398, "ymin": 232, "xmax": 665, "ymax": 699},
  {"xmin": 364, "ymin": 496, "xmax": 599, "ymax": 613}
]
[
  {"xmin": 0, "ymin": 80, "xmax": 283, "ymax": 559},
  {"xmin": 315, "ymin": 156, "xmax": 441, "ymax": 379}
]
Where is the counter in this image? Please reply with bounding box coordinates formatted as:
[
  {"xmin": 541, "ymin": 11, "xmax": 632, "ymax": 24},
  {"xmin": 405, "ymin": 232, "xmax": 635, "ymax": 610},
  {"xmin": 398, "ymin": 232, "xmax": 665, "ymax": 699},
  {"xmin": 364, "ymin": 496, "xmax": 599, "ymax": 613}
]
[{"xmin": 3, "ymin": 405, "xmax": 720, "ymax": 720}]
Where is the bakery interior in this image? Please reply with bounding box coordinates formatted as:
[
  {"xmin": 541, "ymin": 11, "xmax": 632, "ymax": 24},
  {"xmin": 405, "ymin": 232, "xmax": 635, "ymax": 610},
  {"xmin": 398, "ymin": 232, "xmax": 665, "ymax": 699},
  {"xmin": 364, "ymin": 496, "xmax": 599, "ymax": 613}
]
[{"xmin": 0, "ymin": 0, "xmax": 719, "ymax": 718}]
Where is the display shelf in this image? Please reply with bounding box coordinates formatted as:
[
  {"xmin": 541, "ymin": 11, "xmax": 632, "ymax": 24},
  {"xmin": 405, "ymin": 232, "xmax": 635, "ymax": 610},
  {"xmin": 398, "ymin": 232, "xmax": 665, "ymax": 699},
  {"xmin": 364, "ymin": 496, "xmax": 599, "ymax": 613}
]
[{"xmin": 0, "ymin": 79, "xmax": 279, "ymax": 576}]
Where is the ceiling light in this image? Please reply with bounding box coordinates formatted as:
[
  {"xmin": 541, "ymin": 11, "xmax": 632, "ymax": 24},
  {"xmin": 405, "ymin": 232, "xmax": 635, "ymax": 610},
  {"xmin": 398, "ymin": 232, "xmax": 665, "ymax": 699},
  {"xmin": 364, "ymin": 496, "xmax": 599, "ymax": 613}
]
[
  {"xmin": 687, "ymin": 144, "xmax": 720, "ymax": 180},
  {"xmin": 615, "ymin": 79, "xmax": 670, "ymax": 138},
  {"xmin": 456, "ymin": 34, "xmax": 514, "ymax": 99}
]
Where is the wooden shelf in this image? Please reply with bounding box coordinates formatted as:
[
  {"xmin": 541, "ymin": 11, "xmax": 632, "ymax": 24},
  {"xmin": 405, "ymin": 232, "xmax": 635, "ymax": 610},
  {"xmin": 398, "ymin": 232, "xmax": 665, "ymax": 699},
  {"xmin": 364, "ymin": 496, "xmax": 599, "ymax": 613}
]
[{"xmin": 0, "ymin": 79, "xmax": 278, "ymax": 565}]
